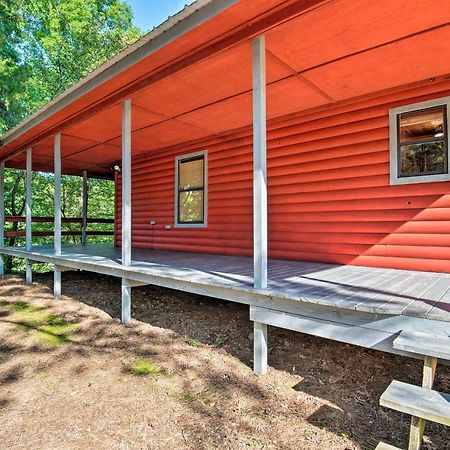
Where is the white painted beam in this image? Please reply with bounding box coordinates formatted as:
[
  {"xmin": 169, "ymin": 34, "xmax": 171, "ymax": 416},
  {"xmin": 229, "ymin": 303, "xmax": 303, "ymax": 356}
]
[
  {"xmin": 0, "ymin": 162, "xmax": 4, "ymax": 275},
  {"xmin": 121, "ymin": 99, "xmax": 132, "ymax": 323},
  {"xmin": 122, "ymin": 99, "xmax": 131, "ymax": 267},
  {"xmin": 54, "ymin": 134, "xmax": 62, "ymax": 299},
  {"xmin": 81, "ymin": 171, "xmax": 88, "ymax": 245},
  {"xmin": 252, "ymin": 36, "xmax": 267, "ymax": 289},
  {"xmin": 54, "ymin": 134, "xmax": 62, "ymax": 256},
  {"xmin": 25, "ymin": 148, "xmax": 33, "ymax": 284},
  {"xmin": 254, "ymin": 321, "xmax": 268, "ymax": 374},
  {"xmin": 25, "ymin": 148, "xmax": 32, "ymax": 251}
]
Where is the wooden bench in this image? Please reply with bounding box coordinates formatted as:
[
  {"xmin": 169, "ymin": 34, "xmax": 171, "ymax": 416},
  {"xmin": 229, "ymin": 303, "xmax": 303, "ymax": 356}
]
[{"xmin": 377, "ymin": 330, "xmax": 450, "ymax": 450}]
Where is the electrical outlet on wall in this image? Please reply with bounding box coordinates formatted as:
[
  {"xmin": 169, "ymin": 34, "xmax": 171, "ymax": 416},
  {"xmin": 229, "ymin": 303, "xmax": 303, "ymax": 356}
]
[
  {"xmin": 165, "ymin": 225, "xmax": 171, "ymax": 230},
  {"xmin": 149, "ymin": 220, "xmax": 156, "ymax": 225}
]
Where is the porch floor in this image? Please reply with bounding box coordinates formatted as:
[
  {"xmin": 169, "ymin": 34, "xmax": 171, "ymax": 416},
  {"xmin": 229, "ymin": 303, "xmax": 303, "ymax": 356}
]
[{"xmin": 2, "ymin": 243, "xmax": 450, "ymax": 323}]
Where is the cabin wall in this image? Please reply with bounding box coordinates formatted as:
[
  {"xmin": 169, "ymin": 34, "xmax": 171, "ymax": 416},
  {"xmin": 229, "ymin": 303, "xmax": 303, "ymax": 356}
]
[{"xmin": 116, "ymin": 80, "xmax": 450, "ymax": 273}]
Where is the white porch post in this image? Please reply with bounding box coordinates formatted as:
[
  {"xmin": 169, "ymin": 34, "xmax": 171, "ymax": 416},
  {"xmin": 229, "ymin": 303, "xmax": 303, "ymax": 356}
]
[
  {"xmin": 254, "ymin": 321, "xmax": 268, "ymax": 374},
  {"xmin": 0, "ymin": 162, "xmax": 4, "ymax": 275},
  {"xmin": 81, "ymin": 170, "xmax": 88, "ymax": 245},
  {"xmin": 54, "ymin": 133, "xmax": 62, "ymax": 299},
  {"xmin": 25, "ymin": 147, "xmax": 32, "ymax": 284},
  {"xmin": 252, "ymin": 36, "xmax": 267, "ymax": 290},
  {"xmin": 252, "ymin": 36, "xmax": 269, "ymax": 374},
  {"xmin": 121, "ymin": 98, "xmax": 132, "ymax": 324}
]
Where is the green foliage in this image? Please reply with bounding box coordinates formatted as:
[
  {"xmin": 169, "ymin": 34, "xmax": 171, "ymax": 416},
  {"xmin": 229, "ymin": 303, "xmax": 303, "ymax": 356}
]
[
  {"xmin": 180, "ymin": 391, "xmax": 197, "ymax": 402},
  {"xmin": 0, "ymin": 0, "xmax": 141, "ymax": 133},
  {"xmin": 0, "ymin": 0, "xmax": 28, "ymax": 131},
  {"xmin": 127, "ymin": 358, "xmax": 165, "ymax": 376},
  {"xmin": 0, "ymin": 0, "xmax": 138, "ymax": 271},
  {"xmin": 213, "ymin": 336, "xmax": 224, "ymax": 347},
  {"xmin": 186, "ymin": 337, "xmax": 201, "ymax": 347},
  {"xmin": 3, "ymin": 168, "xmax": 115, "ymax": 273}
]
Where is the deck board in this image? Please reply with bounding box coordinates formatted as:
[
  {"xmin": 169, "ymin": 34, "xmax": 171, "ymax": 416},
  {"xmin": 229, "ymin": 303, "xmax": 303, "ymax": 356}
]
[
  {"xmin": 1, "ymin": 243, "xmax": 450, "ymax": 323},
  {"xmin": 404, "ymin": 275, "xmax": 450, "ymax": 318}
]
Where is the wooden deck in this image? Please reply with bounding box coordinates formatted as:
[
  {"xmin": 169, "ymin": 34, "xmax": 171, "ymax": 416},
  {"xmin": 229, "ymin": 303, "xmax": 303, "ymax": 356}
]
[{"xmin": 1, "ymin": 244, "xmax": 450, "ymax": 357}]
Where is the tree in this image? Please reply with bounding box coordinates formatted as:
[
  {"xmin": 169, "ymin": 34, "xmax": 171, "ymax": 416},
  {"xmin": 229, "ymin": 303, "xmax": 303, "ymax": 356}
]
[
  {"xmin": 0, "ymin": 0, "xmax": 141, "ymax": 133},
  {"xmin": 0, "ymin": 0, "xmax": 28, "ymax": 132},
  {"xmin": 0, "ymin": 0, "xmax": 138, "ymax": 271},
  {"xmin": 2, "ymin": 170, "xmax": 115, "ymax": 273}
]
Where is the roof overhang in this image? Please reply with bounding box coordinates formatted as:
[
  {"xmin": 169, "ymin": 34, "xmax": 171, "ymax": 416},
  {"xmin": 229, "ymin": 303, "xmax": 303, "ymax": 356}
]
[
  {"xmin": 0, "ymin": 0, "xmax": 241, "ymax": 148},
  {"xmin": 2, "ymin": 0, "xmax": 450, "ymax": 177}
]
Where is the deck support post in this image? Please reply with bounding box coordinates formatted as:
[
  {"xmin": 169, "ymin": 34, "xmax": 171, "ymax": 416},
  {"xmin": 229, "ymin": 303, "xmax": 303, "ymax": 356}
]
[
  {"xmin": 25, "ymin": 147, "xmax": 32, "ymax": 284},
  {"xmin": 121, "ymin": 278, "xmax": 132, "ymax": 324},
  {"xmin": 121, "ymin": 98, "xmax": 132, "ymax": 323},
  {"xmin": 54, "ymin": 265, "xmax": 61, "ymax": 299},
  {"xmin": 81, "ymin": 171, "xmax": 88, "ymax": 245},
  {"xmin": 254, "ymin": 321, "xmax": 268, "ymax": 374},
  {"xmin": 0, "ymin": 162, "xmax": 4, "ymax": 275},
  {"xmin": 252, "ymin": 36, "xmax": 267, "ymax": 290},
  {"xmin": 54, "ymin": 133, "xmax": 62, "ymax": 299},
  {"xmin": 408, "ymin": 355, "xmax": 437, "ymax": 450},
  {"xmin": 25, "ymin": 261, "xmax": 33, "ymax": 285}
]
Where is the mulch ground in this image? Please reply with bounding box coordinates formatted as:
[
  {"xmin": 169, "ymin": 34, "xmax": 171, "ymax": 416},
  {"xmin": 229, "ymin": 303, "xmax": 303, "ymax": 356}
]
[{"xmin": 0, "ymin": 271, "xmax": 449, "ymax": 450}]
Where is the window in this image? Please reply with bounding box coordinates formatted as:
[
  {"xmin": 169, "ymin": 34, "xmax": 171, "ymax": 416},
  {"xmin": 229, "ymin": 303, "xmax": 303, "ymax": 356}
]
[
  {"xmin": 389, "ymin": 97, "xmax": 450, "ymax": 185},
  {"xmin": 175, "ymin": 151, "xmax": 207, "ymax": 227}
]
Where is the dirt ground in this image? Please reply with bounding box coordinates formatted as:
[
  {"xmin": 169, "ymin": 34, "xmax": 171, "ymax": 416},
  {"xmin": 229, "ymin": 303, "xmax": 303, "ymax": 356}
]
[{"xmin": 0, "ymin": 272, "xmax": 449, "ymax": 450}]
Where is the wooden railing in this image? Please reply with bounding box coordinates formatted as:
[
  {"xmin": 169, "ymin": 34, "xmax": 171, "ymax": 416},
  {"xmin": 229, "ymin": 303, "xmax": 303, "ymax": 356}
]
[{"xmin": 3, "ymin": 216, "xmax": 114, "ymax": 238}]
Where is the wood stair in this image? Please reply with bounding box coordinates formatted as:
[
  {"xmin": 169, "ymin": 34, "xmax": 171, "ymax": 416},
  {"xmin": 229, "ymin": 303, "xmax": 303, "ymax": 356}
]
[
  {"xmin": 393, "ymin": 330, "xmax": 450, "ymax": 360},
  {"xmin": 375, "ymin": 442, "xmax": 402, "ymax": 450},
  {"xmin": 375, "ymin": 330, "xmax": 450, "ymax": 450},
  {"xmin": 380, "ymin": 380, "xmax": 450, "ymax": 427}
]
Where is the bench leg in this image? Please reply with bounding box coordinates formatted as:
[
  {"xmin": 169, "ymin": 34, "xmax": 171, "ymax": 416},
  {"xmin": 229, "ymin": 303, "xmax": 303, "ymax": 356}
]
[
  {"xmin": 254, "ymin": 321, "xmax": 268, "ymax": 374},
  {"xmin": 408, "ymin": 356, "xmax": 437, "ymax": 450},
  {"xmin": 121, "ymin": 278, "xmax": 131, "ymax": 324},
  {"xmin": 25, "ymin": 260, "xmax": 32, "ymax": 284}
]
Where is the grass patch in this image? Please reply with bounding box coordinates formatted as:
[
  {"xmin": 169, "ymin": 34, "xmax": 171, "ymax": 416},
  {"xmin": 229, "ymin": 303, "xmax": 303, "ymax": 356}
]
[
  {"xmin": 180, "ymin": 392, "xmax": 197, "ymax": 402},
  {"xmin": 36, "ymin": 369, "xmax": 59, "ymax": 391},
  {"xmin": 127, "ymin": 358, "xmax": 165, "ymax": 376},
  {"xmin": 177, "ymin": 388, "xmax": 217, "ymax": 405},
  {"xmin": 186, "ymin": 338, "xmax": 201, "ymax": 347},
  {"xmin": 8, "ymin": 301, "xmax": 78, "ymax": 346}
]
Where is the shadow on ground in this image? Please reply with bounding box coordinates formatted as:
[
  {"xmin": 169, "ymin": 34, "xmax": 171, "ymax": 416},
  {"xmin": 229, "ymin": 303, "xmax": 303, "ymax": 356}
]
[{"xmin": 0, "ymin": 271, "xmax": 449, "ymax": 450}]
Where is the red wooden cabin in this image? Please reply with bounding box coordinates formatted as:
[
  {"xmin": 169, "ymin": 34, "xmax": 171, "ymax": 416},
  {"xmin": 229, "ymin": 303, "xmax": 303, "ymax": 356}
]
[{"xmin": 1, "ymin": 0, "xmax": 450, "ymax": 376}]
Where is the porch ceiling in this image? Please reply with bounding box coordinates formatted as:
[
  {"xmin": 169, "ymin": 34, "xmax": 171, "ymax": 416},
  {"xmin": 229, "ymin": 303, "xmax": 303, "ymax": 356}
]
[{"xmin": 2, "ymin": 0, "xmax": 450, "ymax": 177}]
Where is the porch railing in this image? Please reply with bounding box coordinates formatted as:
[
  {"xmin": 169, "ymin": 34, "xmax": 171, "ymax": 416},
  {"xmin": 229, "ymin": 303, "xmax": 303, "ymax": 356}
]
[{"xmin": 3, "ymin": 216, "xmax": 114, "ymax": 238}]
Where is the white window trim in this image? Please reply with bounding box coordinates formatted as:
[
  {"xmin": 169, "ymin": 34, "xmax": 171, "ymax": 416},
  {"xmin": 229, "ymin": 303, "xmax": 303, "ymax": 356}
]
[
  {"xmin": 389, "ymin": 96, "xmax": 450, "ymax": 185},
  {"xmin": 174, "ymin": 150, "xmax": 208, "ymax": 228}
]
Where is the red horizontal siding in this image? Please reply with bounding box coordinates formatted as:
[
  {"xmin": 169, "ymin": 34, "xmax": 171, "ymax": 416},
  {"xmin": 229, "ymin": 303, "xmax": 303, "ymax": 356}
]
[{"xmin": 116, "ymin": 80, "xmax": 450, "ymax": 273}]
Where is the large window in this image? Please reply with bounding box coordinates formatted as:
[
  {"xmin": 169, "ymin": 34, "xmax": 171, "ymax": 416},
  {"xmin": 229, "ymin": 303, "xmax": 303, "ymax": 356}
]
[
  {"xmin": 389, "ymin": 98, "xmax": 450, "ymax": 185},
  {"xmin": 175, "ymin": 151, "xmax": 207, "ymax": 227}
]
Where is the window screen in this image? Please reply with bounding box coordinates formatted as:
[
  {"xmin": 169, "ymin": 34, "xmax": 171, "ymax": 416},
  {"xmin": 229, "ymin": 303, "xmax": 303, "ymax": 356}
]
[
  {"xmin": 177, "ymin": 155, "xmax": 205, "ymax": 224},
  {"xmin": 398, "ymin": 105, "xmax": 447, "ymax": 177}
]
